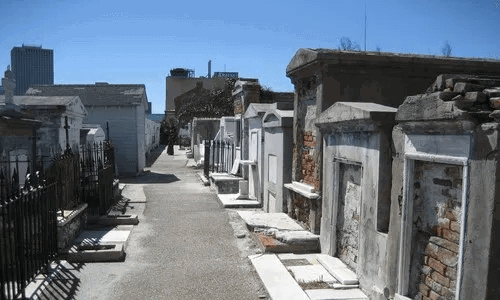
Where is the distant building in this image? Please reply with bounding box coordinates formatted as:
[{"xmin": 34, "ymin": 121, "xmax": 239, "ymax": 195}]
[
  {"xmin": 165, "ymin": 68, "xmax": 230, "ymax": 120},
  {"xmin": 147, "ymin": 114, "xmax": 165, "ymax": 123},
  {"xmin": 26, "ymin": 83, "xmax": 149, "ymax": 176},
  {"xmin": 11, "ymin": 45, "xmax": 54, "ymax": 95}
]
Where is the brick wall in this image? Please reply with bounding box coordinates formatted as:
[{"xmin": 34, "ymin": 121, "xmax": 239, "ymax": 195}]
[
  {"xmin": 290, "ymin": 193, "xmax": 321, "ymax": 234},
  {"xmin": 409, "ymin": 161, "xmax": 463, "ymax": 300},
  {"xmin": 301, "ymin": 131, "xmax": 320, "ymax": 190}
]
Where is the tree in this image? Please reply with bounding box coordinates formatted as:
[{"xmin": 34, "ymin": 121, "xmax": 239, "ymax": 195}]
[
  {"xmin": 160, "ymin": 117, "xmax": 178, "ymax": 146},
  {"xmin": 442, "ymin": 41, "xmax": 452, "ymax": 57},
  {"xmin": 259, "ymin": 85, "xmax": 274, "ymax": 102},
  {"xmin": 339, "ymin": 36, "xmax": 361, "ymax": 51},
  {"xmin": 176, "ymin": 78, "xmax": 236, "ymax": 126}
]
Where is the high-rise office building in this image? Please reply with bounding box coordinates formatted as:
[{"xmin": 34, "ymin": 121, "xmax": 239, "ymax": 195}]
[{"xmin": 11, "ymin": 45, "xmax": 54, "ymax": 95}]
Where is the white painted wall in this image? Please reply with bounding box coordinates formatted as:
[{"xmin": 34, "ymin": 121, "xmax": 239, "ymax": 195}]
[
  {"xmin": 136, "ymin": 106, "xmax": 146, "ymax": 173},
  {"xmin": 84, "ymin": 105, "xmax": 142, "ymax": 176}
]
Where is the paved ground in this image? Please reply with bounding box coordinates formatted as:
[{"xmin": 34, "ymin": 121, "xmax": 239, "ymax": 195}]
[{"xmin": 32, "ymin": 146, "xmax": 268, "ymax": 300}]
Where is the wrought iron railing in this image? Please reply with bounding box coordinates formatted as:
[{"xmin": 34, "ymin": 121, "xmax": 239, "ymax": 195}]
[
  {"xmin": 0, "ymin": 161, "xmax": 57, "ymax": 300},
  {"xmin": 0, "ymin": 141, "xmax": 116, "ymax": 299},
  {"xmin": 80, "ymin": 142, "xmax": 115, "ymax": 215},
  {"xmin": 206, "ymin": 140, "xmax": 236, "ymax": 175}
]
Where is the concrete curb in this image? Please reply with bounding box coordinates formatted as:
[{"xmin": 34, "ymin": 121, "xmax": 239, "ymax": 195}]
[{"xmin": 196, "ymin": 172, "xmax": 210, "ymax": 186}]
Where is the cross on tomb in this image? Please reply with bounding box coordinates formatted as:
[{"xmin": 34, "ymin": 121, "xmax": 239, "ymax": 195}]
[{"xmin": 64, "ymin": 116, "xmax": 71, "ymax": 152}]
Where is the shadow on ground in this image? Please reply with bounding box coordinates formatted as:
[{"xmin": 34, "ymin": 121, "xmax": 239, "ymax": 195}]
[
  {"xmin": 33, "ymin": 261, "xmax": 83, "ymax": 300},
  {"xmin": 146, "ymin": 145, "xmax": 167, "ymax": 167},
  {"xmin": 119, "ymin": 171, "xmax": 180, "ymax": 184}
]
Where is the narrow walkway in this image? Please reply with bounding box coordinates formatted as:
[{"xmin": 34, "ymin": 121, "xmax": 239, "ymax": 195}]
[
  {"xmin": 30, "ymin": 146, "xmax": 266, "ymax": 300},
  {"xmin": 110, "ymin": 147, "xmax": 266, "ymax": 299}
]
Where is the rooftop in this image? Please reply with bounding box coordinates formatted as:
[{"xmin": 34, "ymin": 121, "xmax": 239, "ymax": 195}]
[{"xmin": 26, "ymin": 83, "xmax": 148, "ymax": 106}]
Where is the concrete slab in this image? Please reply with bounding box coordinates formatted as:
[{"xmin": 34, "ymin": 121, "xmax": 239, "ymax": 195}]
[
  {"xmin": 210, "ymin": 173, "xmax": 242, "ymax": 194},
  {"xmin": 121, "ymin": 184, "xmax": 147, "ymax": 203},
  {"xmin": 73, "ymin": 229, "xmax": 131, "ymax": 245},
  {"xmin": 217, "ymin": 194, "xmax": 261, "ymax": 208},
  {"xmin": 277, "ymin": 253, "xmax": 320, "ymax": 264},
  {"xmin": 256, "ymin": 233, "xmax": 318, "ymax": 253},
  {"xmin": 66, "ymin": 242, "xmax": 125, "ymax": 262},
  {"xmin": 238, "ymin": 211, "xmax": 305, "ymax": 231},
  {"xmin": 331, "ymin": 283, "xmax": 359, "ymax": 290},
  {"xmin": 87, "ymin": 214, "xmax": 139, "ymax": 226},
  {"xmin": 275, "ymin": 230, "xmax": 320, "ymax": 245},
  {"xmin": 305, "ymin": 288, "xmax": 368, "ymax": 300},
  {"xmin": 317, "ymin": 255, "xmax": 359, "ymax": 285},
  {"xmin": 288, "ymin": 265, "xmax": 337, "ymax": 284},
  {"xmin": 249, "ymin": 254, "xmax": 309, "ymax": 300},
  {"xmin": 114, "ymin": 225, "xmax": 135, "ymax": 231}
]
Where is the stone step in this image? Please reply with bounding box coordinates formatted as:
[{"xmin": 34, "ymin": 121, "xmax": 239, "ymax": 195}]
[
  {"xmin": 305, "ymin": 288, "xmax": 368, "ymax": 300},
  {"xmin": 87, "ymin": 214, "xmax": 139, "ymax": 226},
  {"xmin": 256, "ymin": 233, "xmax": 319, "ymax": 253},
  {"xmin": 316, "ymin": 254, "xmax": 359, "ymax": 285},
  {"xmin": 217, "ymin": 194, "xmax": 261, "ymax": 208},
  {"xmin": 249, "ymin": 254, "xmax": 309, "ymax": 300},
  {"xmin": 64, "ymin": 242, "xmax": 125, "ymax": 262},
  {"xmin": 209, "ymin": 173, "xmax": 242, "ymax": 194}
]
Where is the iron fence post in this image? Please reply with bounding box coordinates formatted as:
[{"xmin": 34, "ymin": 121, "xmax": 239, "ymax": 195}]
[{"xmin": 204, "ymin": 140, "xmax": 210, "ymax": 178}]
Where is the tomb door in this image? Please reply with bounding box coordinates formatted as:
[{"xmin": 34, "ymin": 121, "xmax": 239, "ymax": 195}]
[
  {"xmin": 267, "ymin": 154, "xmax": 278, "ymax": 212},
  {"xmin": 330, "ymin": 160, "xmax": 362, "ymax": 272},
  {"xmin": 248, "ymin": 129, "xmax": 261, "ymax": 200},
  {"xmin": 398, "ymin": 159, "xmax": 465, "ymax": 300}
]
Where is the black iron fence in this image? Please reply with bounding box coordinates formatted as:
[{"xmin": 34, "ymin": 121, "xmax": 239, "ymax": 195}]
[
  {"xmin": 0, "ymin": 142, "xmax": 116, "ymax": 299},
  {"xmin": 80, "ymin": 142, "xmax": 115, "ymax": 215},
  {"xmin": 0, "ymin": 159, "xmax": 57, "ymax": 300},
  {"xmin": 46, "ymin": 151, "xmax": 81, "ymax": 211},
  {"xmin": 205, "ymin": 140, "xmax": 236, "ymax": 175}
]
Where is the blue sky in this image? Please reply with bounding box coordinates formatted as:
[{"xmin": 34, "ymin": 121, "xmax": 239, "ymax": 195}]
[{"xmin": 1, "ymin": 0, "xmax": 499, "ymax": 113}]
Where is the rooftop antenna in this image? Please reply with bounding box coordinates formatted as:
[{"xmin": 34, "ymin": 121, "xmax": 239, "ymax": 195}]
[
  {"xmin": 364, "ymin": 0, "xmax": 367, "ymax": 51},
  {"xmin": 224, "ymin": 64, "xmax": 226, "ymax": 72}
]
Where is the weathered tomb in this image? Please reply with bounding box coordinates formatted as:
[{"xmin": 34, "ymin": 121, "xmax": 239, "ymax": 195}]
[
  {"xmin": 262, "ymin": 103, "xmax": 293, "ymax": 213},
  {"xmin": 286, "ymin": 48, "xmax": 500, "ymax": 234},
  {"xmin": 190, "ymin": 117, "xmax": 220, "ymax": 164},
  {"xmin": 315, "ymin": 102, "xmax": 396, "ymax": 299},
  {"xmin": 390, "ymin": 75, "xmax": 500, "ymax": 300},
  {"xmin": 242, "ymin": 103, "xmax": 275, "ymax": 201}
]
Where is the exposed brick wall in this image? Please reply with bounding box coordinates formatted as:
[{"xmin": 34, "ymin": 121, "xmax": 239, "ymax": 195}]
[
  {"xmin": 234, "ymin": 99, "xmax": 244, "ymax": 114},
  {"xmin": 290, "ymin": 193, "xmax": 321, "ymax": 234},
  {"xmin": 409, "ymin": 161, "xmax": 463, "ymax": 300},
  {"xmin": 301, "ymin": 131, "xmax": 320, "ymax": 191}
]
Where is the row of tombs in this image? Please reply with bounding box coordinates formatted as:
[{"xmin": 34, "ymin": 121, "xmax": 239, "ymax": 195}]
[{"xmin": 196, "ymin": 74, "xmax": 500, "ymax": 300}]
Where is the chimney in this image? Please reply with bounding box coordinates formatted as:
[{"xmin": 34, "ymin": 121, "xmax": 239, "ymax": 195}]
[{"xmin": 208, "ymin": 60, "xmax": 211, "ymax": 78}]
